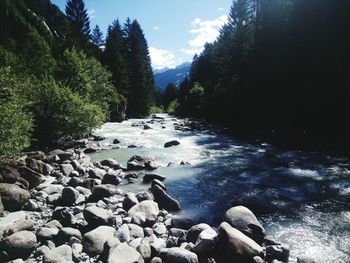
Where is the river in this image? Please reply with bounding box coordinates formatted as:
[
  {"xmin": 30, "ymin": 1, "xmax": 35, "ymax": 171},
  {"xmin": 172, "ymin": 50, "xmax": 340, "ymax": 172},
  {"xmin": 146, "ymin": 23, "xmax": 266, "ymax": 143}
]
[{"xmin": 89, "ymin": 114, "xmax": 350, "ymax": 263}]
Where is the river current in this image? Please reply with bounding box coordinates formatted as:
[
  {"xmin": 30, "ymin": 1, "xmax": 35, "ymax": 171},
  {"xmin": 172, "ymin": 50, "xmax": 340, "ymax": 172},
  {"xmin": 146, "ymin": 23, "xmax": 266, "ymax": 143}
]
[{"xmin": 89, "ymin": 114, "xmax": 350, "ymax": 263}]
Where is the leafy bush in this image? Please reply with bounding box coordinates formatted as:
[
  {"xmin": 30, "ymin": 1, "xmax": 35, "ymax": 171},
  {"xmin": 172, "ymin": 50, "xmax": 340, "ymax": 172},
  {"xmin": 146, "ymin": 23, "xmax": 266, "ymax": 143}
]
[
  {"xmin": 167, "ymin": 99, "xmax": 179, "ymax": 115},
  {"xmin": 29, "ymin": 77, "xmax": 106, "ymax": 145},
  {"xmin": 57, "ymin": 48, "xmax": 115, "ymax": 112},
  {"xmin": 0, "ymin": 67, "xmax": 33, "ymax": 164},
  {"xmin": 149, "ymin": 105, "xmax": 164, "ymax": 114}
]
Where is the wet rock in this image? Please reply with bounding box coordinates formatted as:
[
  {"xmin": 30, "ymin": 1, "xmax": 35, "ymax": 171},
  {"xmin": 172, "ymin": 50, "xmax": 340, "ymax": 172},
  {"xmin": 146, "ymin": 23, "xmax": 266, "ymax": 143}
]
[
  {"xmin": 224, "ymin": 206, "xmax": 265, "ymax": 244},
  {"xmin": 253, "ymin": 256, "xmax": 265, "ymax": 263},
  {"xmin": 135, "ymin": 191, "xmax": 153, "ymax": 202},
  {"xmin": 297, "ymin": 256, "xmax": 317, "ymax": 263},
  {"xmin": 113, "ymin": 139, "xmax": 121, "ymax": 144},
  {"xmin": 128, "ymin": 200, "xmax": 159, "ymax": 223},
  {"xmin": 93, "ymin": 135, "xmax": 106, "ymax": 141},
  {"xmin": 43, "ymin": 245, "xmax": 72, "ymax": 263},
  {"xmin": 108, "ymin": 243, "xmax": 144, "ymax": 263},
  {"xmin": 217, "ymin": 222, "xmax": 263, "ymax": 262},
  {"xmin": 127, "ymin": 155, "xmax": 158, "ymax": 171},
  {"xmin": 84, "ymin": 147, "xmax": 98, "ymax": 154},
  {"xmin": 48, "ymin": 149, "xmax": 73, "ymax": 162},
  {"xmin": 143, "ymin": 173, "xmax": 166, "ymax": 183},
  {"xmin": 0, "ymin": 230, "xmax": 37, "ymax": 259},
  {"xmin": 152, "ymin": 179, "xmax": 166, "ymax": 190},
  {"xmin": 0, "ymin": 183, "xmax": 31, "ymax": 211},
  {"xmin": 101, "ymin": 158, "xmax": 121, "ymax": 169},
  {"xmin": 193, "ymin": 228, "xmax": 217, "ymax": 256},
  {"xmin": 83, "ymin": 226, "xmax": 116, "ymax": 256},
  {"xmin": 150, "ymin": 257, "xmax": 162, "ymax": 263},
  {"xmin": 161, "ymin": 247, "xmax": 198, "ymax": 263},
  {"xmin": 123, "ymin": 193, "xmax": 139, "ymax": 211},
  {"xmin": 18, "ymin": 167, "xmax": 43, "ymax": 189},
  {"xmin": 151, "ymin": 185, "xmax": 180, "ymax": 211},
  {"xmin": 187, "ymin": 223, "xmax": 211, "ymax": 243},
  {"xmin": 266, "ymin": 245, "xmax": 290, "ymax": 262},
  {"xmin": 171, "ymin": 217, "xmax": 194, "ymax": 230},
  {"xmin": 164, "ymin": 140, "xmax": 180, "ymax": 148},
  {"xmin": 102, "ymin": 171, "xmax": 122, "ymax": 185},
  {"xmin": 144, "ymin": 124, "xmax": 152, "ymax": 130},
  {"xmin": 83, "ymin": 205, "xmax": 114, "ymax": 227}
]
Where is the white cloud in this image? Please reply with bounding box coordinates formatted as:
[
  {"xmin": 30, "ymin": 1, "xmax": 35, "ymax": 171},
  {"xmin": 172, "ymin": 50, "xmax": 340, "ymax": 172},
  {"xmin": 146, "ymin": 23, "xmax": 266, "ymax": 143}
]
[
  {"xmin": 149, "ymin": 47, "xmax": 177, "ymax": 70},
  {"xmin": 153, "ymin": 26, "xmax": 160, "ymax": 31},
  {"xmin": 181, "ymin": 15, "xmax": 228, "ymax": 56},
  {"xmin": 87, "ymin": 9, "xmax": 96, "ymax": 20},
  {"xmin": 217, "ymin": 7, "xmax": 225, "ymax": 12}
]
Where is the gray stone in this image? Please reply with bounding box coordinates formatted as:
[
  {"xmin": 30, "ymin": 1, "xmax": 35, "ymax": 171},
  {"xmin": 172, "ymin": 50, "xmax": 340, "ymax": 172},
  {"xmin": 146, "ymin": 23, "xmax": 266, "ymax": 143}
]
[
  {"xmin": 107, "ymin": 243, "xmax": 144, "ymax": 263},
  {"xmin": 266, "ymin": 245, "xmax": 290, "ymax": 262},
  {"xmin": 217, "ymin": 222, "xmax": 263, "ymax": 262},
  {"xmin": 36, "ymin": 227, "xmax": 59, "ymax": 241},
  {"xmin": 128, "ymin": 224, "xmax": 145, "ymax": 239},
  {"xmin": 43, "ymin": 245, "xmax": 72, "ymax": 263},
  {"xmin": 187, "ymin": 223, "xmax": 211, "ymax": 243},
  {"xmin": 164, "ymin": 140, "xmax": 180, "ymax": 148},
  {"xmin": 116, "ymin": 224, "xmax": 131, "ymax": 243},
  {"xmin": 17, "ymin": 166, "xmax": 43, "ymax": 189},
  {"xmin": 138, "ymin": 242, "xmax": 152, "ymax": 260},
  {"xmin": 128, "ymin": 200, "xmax": 159, "ymax": 222},
  {"xmin": 101, "ymin": 158, "xmax": 121, "ymax": 169},
  {"xmin": 151, "ymin": 184, "xmax": 180, "ymax": 211},
  {"xmin": 83, "ymin": 226, "xmax": 116, "ymax": 256},
  {"xmin": 153, "ymin": 223, "xmax": 167, "ymax": 236},
  {"xmin": 83, "ymin": 205, "xmax": 114, "ymax": 227},
  {"xmin": 60, "ymin": 187, "xmax": 80, "ymax": 206},
  {"xmin": 143, "ymin": 174, "xmax": 166, "ymax": 183},
  {"xmin": 60, "ymin": 164, "xmax": 74, "ymax": 177},
  {"xmin": 3, "ymin": 220, "xmax": 35, "ymax": 236},
  {"xmin": 0, "ymin": 183, "xmax": 31, "ymax": 211},
  {"xmin": 88, "ymin": 168, "xmax": 106, "ymax": 179},
  {"xmin": 123, "ymin": 193, "xmax": 139, "ymax": 211},
  {"xmin": 0, "ymin": 230, "xmax": 37, "ymax": 258},
  {"xmin": 162, "ymin": 247, "xmax": 198, "ymax": 263},
  {"xmin": 297, "ymin": 256, "xmax": 317, "ymax": 263},
  {"xmin": 102, "ymin": 172, "xmax": 122, "ymax": 185},
  {"xmin": 193, "ymin": 228, "xmax": 217, "ymax": 256},
  {"xmin": 89, "ymin": 184, "xmax": 120, "ymax": 202},
  {"xmin": 224, "ymin": 206, "xmax": 265, "ymax": 244}
]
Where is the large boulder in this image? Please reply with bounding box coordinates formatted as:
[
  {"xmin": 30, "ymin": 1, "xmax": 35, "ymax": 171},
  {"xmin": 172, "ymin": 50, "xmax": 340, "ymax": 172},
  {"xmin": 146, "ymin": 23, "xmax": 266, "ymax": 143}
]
[
  {"xmin": 0, "ymin": 166, "xmax": 20, "ymax": 183},
  {"xmin": 0, "ymin": 183, "xmax": 31, "ymax": 211},
  {"xmin": 193, "ymin": 228, "xmax": 217, "ymax": 256},
  {"xmin": 187, "ymin": 223, "xmax": 212, "ymax": 243},
  {"xmin": 43, "ymin": 245, "xmax": 72, "ymax": 263},
  {"xmin": 107, "ymin": 243, "xmax": 144, "ymax": 263},
  {"xmin": 60, "ymin": 187, "xmax": 80, "ymax": 206},
  {"xmin": 83, "ymin": 226, "xmax": 116, "ymax": 256},
  {"xmin": 25, "ymin": 158, "xmax": 53, "ymax": 175},
  {"xmin": 123, "ymin": 193, "xmax": 139, "ymax": 211},
  {"xmin": 150, "ymin": 184, "xmax": 180, "ymax": 211},
  {"xmin": 100, "ymin": 158, "xmax": 121, "ymax": 169},
  {"xmin": 89, "ymin": 184, "xmax": 120, "ymax": 202},
  {"xmin": 102, "ymin": 171, "xmax": 122, "ymax": 185},
  {"xmin": 127, "ymin": 155, "xmax": 158, "ymax": 171},
  {"xmin": 83, "ymin": 206, "xmax": 114, "ymax": 227},
  {"xmin": 18, "ymin": 167, "xmax": 43, "ymax": 189},
  {"xmin": 217, "ymin": 222, "xmax": 263, "ymax": 262},
  {"xmin": 161, "ymin": 247, "xmax": 198, "ymax": 263},
  {"xmin": 143, "ymin": 174, "xmax": 165, "ymax": 183},
  {"xmin": 0, "ymin": 230, "xmax": 37, "ymax": 259},
  {"xmin": 224, "ymin": 206, "xmax": 265, "ymax": 244},
  {"xmin": 128, "ymin": 200, "xmax": 159, "ymax": 223},
  {"xmin": 164, "ymin": 140, "xmax": 180, "ymax": 148},
  {"xmin": 60, "ymin": 164, "xmax": 74, "ymax": 177}
]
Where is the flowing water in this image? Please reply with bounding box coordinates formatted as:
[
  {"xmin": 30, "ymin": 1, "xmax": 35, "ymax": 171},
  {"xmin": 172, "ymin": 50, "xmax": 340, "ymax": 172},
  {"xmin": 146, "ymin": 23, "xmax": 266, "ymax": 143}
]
[{"xmin": 90, "ymin": 114, "xmax": 350, "ymax": 263}]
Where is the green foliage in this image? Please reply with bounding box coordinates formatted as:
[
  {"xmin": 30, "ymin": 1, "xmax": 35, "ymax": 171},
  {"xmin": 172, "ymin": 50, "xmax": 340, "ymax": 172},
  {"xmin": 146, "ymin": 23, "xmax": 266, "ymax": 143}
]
[
  {"xmin": 163, "ymin": 83, "xmax": 177, "ymax": 111},
  {"xmin": 167, "ymin": 99, "xmax": 180, "ymax": 115},
  {"xmin": 0, "ymin": 67, "xmax": 33, "ymax": 164},
  {"xmin": 29, "ymin": 77, "xmax": 105, "ymax": 145},
  {"xmin": 149, "ymin": 105, "xmax": 164, "ymax": 114},
  {"xmin": 91, "ymin": 25, "xmax": 104, "ymax": 47},
  {"xmin": 58, "ymin": 47, "xmax": 114, "ymax": 112}
]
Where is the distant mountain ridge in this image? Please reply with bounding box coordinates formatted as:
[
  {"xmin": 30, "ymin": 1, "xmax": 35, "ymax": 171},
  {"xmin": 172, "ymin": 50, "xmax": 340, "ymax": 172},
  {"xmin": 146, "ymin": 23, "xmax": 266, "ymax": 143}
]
[{"xmin": 154, "ymin": 62, "xmax": 191, "ymax": 91}]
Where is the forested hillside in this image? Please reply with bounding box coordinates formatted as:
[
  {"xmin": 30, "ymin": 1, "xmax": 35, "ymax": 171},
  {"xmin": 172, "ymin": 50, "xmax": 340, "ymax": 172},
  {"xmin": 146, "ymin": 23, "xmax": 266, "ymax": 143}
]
[
  {"xmin": 173, "ymin": 0, "xmax": 350, "ymax": 153},
  {"xmin": 0, "ymin": 0, "xmax": 155, "ymax": 163}
]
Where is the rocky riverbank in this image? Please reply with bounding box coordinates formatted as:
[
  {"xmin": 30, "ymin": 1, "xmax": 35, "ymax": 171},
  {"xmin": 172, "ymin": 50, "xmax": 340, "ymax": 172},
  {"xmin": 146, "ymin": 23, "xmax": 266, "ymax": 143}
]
[{"xmin": 0, "ymin": 118, "xmax": 317, "ymax": 263}]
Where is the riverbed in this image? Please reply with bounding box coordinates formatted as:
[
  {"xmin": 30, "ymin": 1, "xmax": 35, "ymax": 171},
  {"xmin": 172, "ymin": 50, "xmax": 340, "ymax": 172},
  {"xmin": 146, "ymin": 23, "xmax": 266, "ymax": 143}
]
[{"xmin": 89, "ymin": 114, "xmax": 350, "ymax": 263}]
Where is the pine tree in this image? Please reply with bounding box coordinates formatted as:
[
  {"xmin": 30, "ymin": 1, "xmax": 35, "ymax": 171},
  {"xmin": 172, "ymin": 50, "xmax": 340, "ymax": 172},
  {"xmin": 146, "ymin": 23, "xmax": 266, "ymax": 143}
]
[
  {"xmin": 91, "ymin": 25, "xmax": 104, "ymax": 47},
  {"xmin": 65, "ymin": 0, "xmax": 90, "ymax": 45},
  {"xmin": 103, "ymin": 20, "xmax": 129, "ymax": 95},
  {"xmin": 126, "ymin": 20, "xmax": 155, "ymax": 117}
]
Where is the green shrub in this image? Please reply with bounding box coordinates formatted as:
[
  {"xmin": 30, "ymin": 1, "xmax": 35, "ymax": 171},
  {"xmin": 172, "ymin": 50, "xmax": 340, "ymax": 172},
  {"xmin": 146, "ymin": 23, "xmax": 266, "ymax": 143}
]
[
  {"xmin": 0, "ymin": 67, "xmax": 33, "ymax": 164},
  {"xmin": 167, "ymin": 99, "xmax": 180, "ymax": 115},
  {"xmin": 30, "ymin": 77, "xmax": 106, "ymax": 145},
  {"xmin": 149, "ymin": 105, "xmax": 164, "ymax": 114}
]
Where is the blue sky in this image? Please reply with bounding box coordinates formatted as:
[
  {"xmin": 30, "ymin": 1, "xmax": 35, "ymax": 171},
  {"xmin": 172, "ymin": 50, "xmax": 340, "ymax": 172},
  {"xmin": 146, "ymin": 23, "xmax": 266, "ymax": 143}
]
[{"xmin": 51, "ymin": 0, "xmax": 232, "ymax": 69}]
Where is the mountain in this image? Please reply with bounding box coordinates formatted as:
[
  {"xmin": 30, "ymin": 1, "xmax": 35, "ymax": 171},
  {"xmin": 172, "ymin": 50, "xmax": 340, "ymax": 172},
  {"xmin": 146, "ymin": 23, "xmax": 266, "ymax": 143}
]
[{"xmin": 154, "ymin": 62, "xmax": 191, "ymax": 91}]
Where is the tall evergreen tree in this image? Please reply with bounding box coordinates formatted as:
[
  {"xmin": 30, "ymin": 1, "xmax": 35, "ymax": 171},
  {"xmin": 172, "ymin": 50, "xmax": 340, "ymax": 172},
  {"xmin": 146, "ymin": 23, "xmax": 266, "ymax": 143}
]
[
  {"xmin": 126, "ymin": 20, "xmax": 155, "ymax": 117},
  {"xmin": 103, "ymin": 20, "xmax": 129, "ymax": 95},
  {"xmin": 91, "ymin": 25, "xmax": 104, "ymax": 47},
  {"xmin": 65, "ymin": 0, "xmax": 90, "ymax": 45}
]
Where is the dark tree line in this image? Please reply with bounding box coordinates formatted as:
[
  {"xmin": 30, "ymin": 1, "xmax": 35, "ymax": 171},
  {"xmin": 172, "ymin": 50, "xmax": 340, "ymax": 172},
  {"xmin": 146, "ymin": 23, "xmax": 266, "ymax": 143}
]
[
  {"xmin": 0, "ymin": 0, "xmax": 156, "ymax": 162},
  {"xmin": 174, "ymin": 0, "xmax": 350, "ymax": 153}
]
